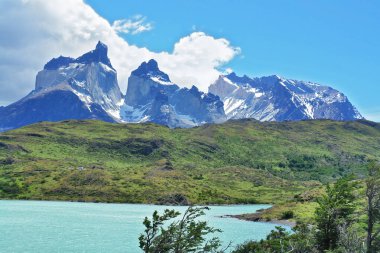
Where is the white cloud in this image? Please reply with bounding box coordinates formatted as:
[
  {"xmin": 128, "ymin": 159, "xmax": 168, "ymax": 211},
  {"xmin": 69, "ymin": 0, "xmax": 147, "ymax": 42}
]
[
  {"xmin": 0, "ymin": 0, "xmax": 240, "ymax": 105},
  {"xmin": 112, "ymin": 15, "xmax": 153, "ymax": 35},
  {"xmin": 223, "ymin": 68, "xmax": 234, "ymax": 74},
  {"xmin": 158, "ymin": 32, "xmax": 241, "ymax": 88}
]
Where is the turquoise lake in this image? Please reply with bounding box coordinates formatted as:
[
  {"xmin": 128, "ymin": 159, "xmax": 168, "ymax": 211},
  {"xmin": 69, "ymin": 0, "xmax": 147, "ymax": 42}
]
[{"xmin": 0, "ymin": 200, "xmax": 290, "ymax": 252}]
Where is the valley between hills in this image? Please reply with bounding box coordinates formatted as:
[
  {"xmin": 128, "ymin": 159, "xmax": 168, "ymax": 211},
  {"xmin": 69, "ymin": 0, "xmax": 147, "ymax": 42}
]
[{"xmin": 1, "ymin": 119, "xmax": 379, "ymax": 223}]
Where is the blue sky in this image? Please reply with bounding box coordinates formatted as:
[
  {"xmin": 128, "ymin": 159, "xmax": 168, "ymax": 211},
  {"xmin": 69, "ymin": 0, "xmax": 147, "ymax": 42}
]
[{"xmin": 87, "ymin": 0, "xmax": 380, "ymax": 121}]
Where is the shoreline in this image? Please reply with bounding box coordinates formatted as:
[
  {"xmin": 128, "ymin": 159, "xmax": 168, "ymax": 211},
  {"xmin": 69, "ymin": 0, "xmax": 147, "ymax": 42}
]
[
  {"xmin": 221, "ymin": 207, "xmax": 297, "ymax": 228},
  {"xmin": 0, "ymin": 198, "xmax": 267, "ymax": 206},
  {"xmin": 224, "ymin": 214, "xmax": 296, "ymax": 227}
]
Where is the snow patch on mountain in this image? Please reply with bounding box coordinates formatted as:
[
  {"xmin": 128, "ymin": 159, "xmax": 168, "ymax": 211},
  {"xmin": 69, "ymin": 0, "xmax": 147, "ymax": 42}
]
[
  {"xmin": 150, "ymin": 76, "xmax": 173, "ymax": 85},
  {"xmin": 120, "ymin": 103, "xmax": 151, "ymax": 123},
  {"xmin": 71, "ymin": 89, "xmax": 93, "ymax": 111},
  {"xmin": 224, "ymin": 98, "xmax": 246, "ymax": 115}
]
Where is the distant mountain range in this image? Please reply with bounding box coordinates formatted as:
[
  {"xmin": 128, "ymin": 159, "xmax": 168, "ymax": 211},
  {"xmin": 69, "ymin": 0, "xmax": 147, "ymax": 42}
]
[
  {"xmin": 209, "ymin": 73, "xmax": 362, "ymax": 121},
  {"xmin": 0, "ymin": 42, "xmax": 362, "ymax": 131}
]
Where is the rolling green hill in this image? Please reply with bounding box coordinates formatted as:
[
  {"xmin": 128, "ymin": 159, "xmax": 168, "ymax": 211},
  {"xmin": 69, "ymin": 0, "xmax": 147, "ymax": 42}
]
[{"xmin": 0, "ymin": 119, "xmax": 379, "ymax": 204}]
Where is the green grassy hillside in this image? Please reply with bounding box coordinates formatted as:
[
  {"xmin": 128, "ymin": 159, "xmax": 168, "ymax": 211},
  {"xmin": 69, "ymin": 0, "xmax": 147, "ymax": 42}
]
[{"xmin": 0, "ymin": 119, "xmax": 379, "ymax": 204}]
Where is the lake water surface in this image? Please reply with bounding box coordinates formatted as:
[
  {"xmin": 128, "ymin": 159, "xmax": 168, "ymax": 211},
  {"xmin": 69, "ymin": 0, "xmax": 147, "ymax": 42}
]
[{"xmin": 0, "ymin": 200, "xmax": 290, "ymax": 252}]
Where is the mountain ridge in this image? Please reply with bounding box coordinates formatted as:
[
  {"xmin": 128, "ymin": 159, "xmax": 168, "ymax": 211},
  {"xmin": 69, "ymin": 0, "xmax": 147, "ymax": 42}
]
[
  {"xmin": 0, "ymin": 42, "xmax": 363, "ymax": 131},
  {"xmin": 209, "ymin": 73, "xmax": 362, "ymax": 122}
]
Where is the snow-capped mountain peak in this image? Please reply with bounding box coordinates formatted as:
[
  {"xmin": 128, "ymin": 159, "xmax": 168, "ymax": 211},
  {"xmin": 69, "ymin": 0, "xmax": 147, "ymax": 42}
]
[
  {"xmin": 131, "ymin": 59, "xmax": 173, "ymax": 85},
  {"xmin": 76, "ymin": 41, "xmax": 114, "ymax": 70},
  {"xmin": 43, "ymin": 41, "xmax": 113, "ymax": 72},
  {"xmin": 209, "ymin": 73, "xmax": 362, "ymax": 121}
]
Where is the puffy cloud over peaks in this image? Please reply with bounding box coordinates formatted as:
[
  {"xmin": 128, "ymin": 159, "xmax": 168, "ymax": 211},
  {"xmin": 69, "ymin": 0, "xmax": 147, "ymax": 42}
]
[{"xmin": 0, "ymin": 0, "xmax": 240, "ymax": 105}]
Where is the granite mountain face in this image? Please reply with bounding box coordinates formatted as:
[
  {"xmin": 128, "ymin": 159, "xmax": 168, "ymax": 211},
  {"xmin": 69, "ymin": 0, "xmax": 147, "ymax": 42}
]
[
  {"xmin": 121, "ymin": 59, "xmax": 226, "ymax": 128},
  {"xmin": 36, "ymin": 41, "xmax": 123, "ymax": 118},
  {"xmin": 0, "ymin": 42, "xmax": 362, "ymax": 131},
  {"xmin": 0, "ymin": 42, "xmax": 122, "ymax": 131}
]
